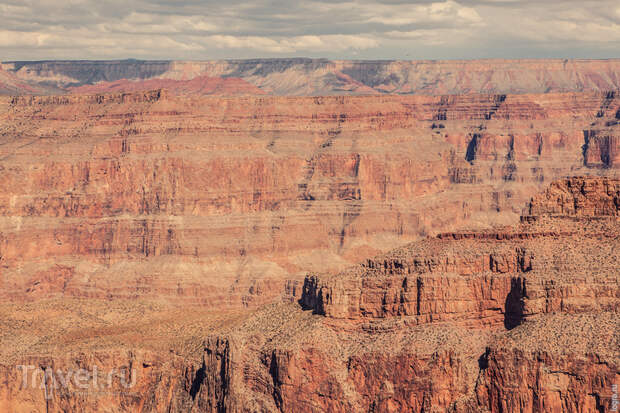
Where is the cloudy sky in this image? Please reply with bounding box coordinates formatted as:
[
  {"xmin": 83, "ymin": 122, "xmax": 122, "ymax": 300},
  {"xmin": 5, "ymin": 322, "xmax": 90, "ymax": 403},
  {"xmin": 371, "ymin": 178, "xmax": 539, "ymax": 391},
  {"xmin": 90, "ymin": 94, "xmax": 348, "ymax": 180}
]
[{"xmin": 1, "ymin": 0, "xmax": 619, "ymax": 60}]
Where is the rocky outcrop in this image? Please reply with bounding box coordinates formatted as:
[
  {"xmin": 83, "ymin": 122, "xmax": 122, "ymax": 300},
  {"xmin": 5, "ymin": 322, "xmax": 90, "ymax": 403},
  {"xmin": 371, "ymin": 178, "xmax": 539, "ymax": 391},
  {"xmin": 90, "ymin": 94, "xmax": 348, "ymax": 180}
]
[
  {"xmin": 527, "ymin": 176, "xmax": 620, "ymax": 216},
  {"xmin": 199, "ymin": 178, "xmax": 617, "ymax": 413},
  {"xmin": 301, "ymin": 245, "xmax": 532, "ymax": 320},
  {"xmin": 476, "ymin": 313, "xmax": 618, "ymax": 413},
  {"xmin": 301, "ymin": 178, "xmax": 620, "ymax": 324},
  {"xmin": 3, "ymin": 58, "xmax": 620, "ymax": 96}
]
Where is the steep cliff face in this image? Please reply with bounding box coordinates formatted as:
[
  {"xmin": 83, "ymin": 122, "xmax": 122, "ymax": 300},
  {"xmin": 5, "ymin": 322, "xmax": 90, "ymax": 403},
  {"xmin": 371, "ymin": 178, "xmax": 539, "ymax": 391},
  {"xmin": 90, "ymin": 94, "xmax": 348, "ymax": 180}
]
[
  {"xmin": 476, "ymin": 314, "xmax": 618, "ymax": 413},
  {"xmin": 3, "ymin": 58, "xmax": 620, "ymax": 96},
  {"xmin": 187, "ymin": 177, "xmax": 618, "ymax": 413},
  {"xmin": 527, "ymin": 176, "xmax": 620, "ymax": 216},
  {"xmin": 0, "ymin": 91, "xmax": 618, "ymax": 309},
  {"xmin": 0, "ymin": 172, "xmax": 618, "ymax": 412}
]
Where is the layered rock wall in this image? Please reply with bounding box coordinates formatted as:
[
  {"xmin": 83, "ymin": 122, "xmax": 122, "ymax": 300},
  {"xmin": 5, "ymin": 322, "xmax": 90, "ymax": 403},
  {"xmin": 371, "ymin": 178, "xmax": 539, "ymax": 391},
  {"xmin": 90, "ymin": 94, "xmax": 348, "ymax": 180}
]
[
  {"xmin": 527, "ymin": 176, "xmax": 620, "ymax": 216},
  {"xmin": 0, "ymin": 172, "xmax": 618, "ymax": 413},
  {"xmin": 0, "ymin": 92, "xmax": 618, "ymax": 308}
]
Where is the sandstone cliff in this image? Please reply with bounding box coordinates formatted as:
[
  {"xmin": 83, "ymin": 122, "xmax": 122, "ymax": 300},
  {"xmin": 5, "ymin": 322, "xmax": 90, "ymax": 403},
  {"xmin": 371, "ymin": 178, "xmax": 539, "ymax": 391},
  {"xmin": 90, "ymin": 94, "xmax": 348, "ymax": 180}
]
[
  {"xmin": 0, "ymin": 91, "xmax": 618, "ymax": 309},
  {"xmin": 1, "ymin": 177, "xmax": 617, "ymax": 412},
  {"xmin": 192, "ymin": 177, "xmax": 619, "ymax": 413}
]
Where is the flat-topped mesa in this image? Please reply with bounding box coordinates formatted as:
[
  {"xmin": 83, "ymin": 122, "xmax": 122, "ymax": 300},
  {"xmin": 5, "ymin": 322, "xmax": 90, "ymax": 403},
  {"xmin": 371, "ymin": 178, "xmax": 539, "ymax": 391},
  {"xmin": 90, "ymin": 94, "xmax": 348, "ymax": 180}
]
[
  {"xmin": 526, "ymin": 176, "xmax": 620, "ymax": 217},
  {"xmin": 3, "ymin": 58, "xmax": 620, "ymax": 96},
  {"xmin": 301, "ymin": 177, "xmax": 620, "ymax": 324}
]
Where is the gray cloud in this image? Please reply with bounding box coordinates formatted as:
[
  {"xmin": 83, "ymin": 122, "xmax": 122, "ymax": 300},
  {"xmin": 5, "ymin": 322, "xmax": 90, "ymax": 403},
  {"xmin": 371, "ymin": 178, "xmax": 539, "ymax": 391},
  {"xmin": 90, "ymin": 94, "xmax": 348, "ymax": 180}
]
[{"xmin": 0, "ymin": 0, "xmax": 618, "ymax": 60}]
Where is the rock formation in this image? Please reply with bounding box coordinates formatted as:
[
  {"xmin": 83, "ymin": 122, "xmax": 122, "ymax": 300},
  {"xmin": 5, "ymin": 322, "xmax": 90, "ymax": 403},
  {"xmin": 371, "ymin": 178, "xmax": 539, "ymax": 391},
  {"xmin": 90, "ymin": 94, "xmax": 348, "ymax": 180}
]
[
  {"xmin": 0, "ymin": 78, "xmax": 618, "ymax": 412},
  {"xmin": 68, "ymin": 76, "xmax": 266, "ymax": 96},
  {"xmin": 0, "ymin": 176, "xmax": 617, "ymax": 412},
  {"xmin": 2, "ymin": 58, "xmax": 620, "ymax": 96},
  {"xmin": 175, "ymin": 177, "xmax": 620, "ymax": 412},
  {"xmin": 0, "ymin": 91, "xmax": 618, "ymax": 309}
]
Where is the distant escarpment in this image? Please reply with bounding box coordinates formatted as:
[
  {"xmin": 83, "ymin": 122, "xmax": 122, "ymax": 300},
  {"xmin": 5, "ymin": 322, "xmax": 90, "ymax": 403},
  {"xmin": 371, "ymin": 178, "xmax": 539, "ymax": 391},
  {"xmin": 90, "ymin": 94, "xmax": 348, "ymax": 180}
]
[
  {"xmin": 67, "ymin": 75, "xmax": 266, "ymax": 96},
  {"xmin": 2, "ymin": 58, "xmax": 620, "ymax": 96}
]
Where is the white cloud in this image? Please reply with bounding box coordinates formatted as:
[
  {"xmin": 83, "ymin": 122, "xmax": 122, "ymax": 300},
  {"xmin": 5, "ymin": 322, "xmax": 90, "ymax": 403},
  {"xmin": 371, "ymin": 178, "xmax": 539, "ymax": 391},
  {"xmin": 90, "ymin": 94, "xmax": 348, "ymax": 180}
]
[
  {"xmin": 306, "ymin": 1, "xmax": 482, "ymax": 26},
  {"xmin": 383, "ymin": 28, "xmax": 470, "ymax": 45},
  {"xmin": 478, "ymin": 1, "xmax": 620, "ymax": 44},
  {"xmin": 206, "ymin": 34, "xmax": 378, "ymax": 53},
  {"xmin": 0, "ymin": 30, "xmax": 51, "ymax": 48},
  {"xmin": 98, "ymin": 13, "xmax": 219, "ymax": 34},
  {"xmin": 0, "ymin": 0, "xmax": 617, "ymax": 59}
]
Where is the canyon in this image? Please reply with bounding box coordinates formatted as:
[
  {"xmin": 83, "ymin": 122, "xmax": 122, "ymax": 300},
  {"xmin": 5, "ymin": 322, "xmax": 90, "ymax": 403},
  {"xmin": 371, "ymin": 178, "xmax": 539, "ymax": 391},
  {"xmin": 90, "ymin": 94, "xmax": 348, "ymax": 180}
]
[
  {"xmin": 0, "ymin": 74, "xmax": 618, "ymax": 411},
  {"xmin": 0, "ymin": 176, "xmax": 617, "ymax": 412},
  {"xmin": 0, "ymin": 90, "xmax": 618, "ymax": 309}
]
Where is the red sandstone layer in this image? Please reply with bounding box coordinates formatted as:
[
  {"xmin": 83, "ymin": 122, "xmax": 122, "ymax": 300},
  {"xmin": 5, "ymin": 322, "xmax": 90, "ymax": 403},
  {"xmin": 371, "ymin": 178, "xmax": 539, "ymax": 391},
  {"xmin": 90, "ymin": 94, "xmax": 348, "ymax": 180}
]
[
  {"xmin": 0, "ymin": 92, "xmax": 618, "ymax": 309},
  {"xmin": 4, "ymin": 177, "xmax": 617, "ymax": 412}
]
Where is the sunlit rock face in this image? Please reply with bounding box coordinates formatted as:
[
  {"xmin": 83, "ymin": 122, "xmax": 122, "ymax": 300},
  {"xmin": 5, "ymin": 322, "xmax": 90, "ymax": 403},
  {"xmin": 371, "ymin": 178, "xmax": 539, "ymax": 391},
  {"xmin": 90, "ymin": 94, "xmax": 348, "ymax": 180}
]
[
  {"xmin": 0, "ymin": 82, "xmax": 618, "ymax": 413},
  {"xmin": 0, "ymin": 91, "xmax": 618, "ymax": 308},
  {"xmin": 4, "ymin": 177, "xmax": 615, "ymax": 412}
]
